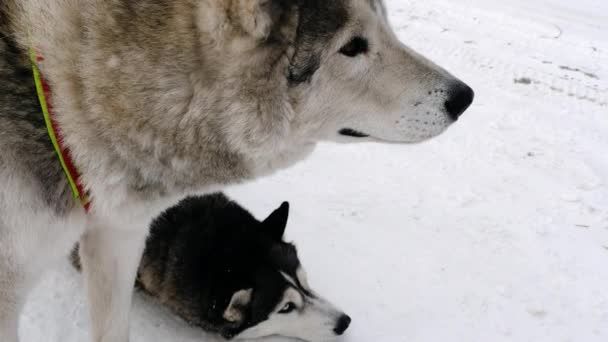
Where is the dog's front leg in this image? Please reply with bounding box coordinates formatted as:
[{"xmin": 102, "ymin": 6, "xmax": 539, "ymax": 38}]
[{"xmin": 79, "ymin": 219, "xmax": 148, "ymax": 342}]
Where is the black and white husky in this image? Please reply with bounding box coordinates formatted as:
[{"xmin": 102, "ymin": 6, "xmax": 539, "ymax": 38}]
[
  {"xmin": 1, "ymin": 0, "xmax": 474, "ymax": 340},
  {"xmin": 73, "ymin": 194, "xmax": 351, "ymax": 341}
]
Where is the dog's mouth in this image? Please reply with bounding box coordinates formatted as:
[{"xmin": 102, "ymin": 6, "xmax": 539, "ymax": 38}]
[{"xmin": 339, "ymin": 128, "xmax": 370, "ymax": 138}]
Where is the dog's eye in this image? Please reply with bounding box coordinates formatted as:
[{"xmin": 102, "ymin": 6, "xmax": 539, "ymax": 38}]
[
  {"xmin": 278, "ymin": 302, "xmax": 297, "ymax": 314},
  {"xmin": 339, "ymin": 37, "xmax": 369, "ymax": 57}
]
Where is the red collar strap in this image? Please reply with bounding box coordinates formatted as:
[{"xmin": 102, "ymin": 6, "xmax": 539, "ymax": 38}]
[{"xmin": 30, "ymin": 53, "xmax": 91, "ymax": 213}]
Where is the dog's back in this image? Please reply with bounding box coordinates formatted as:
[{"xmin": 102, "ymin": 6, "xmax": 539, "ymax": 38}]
[{"xmin": 137, "ymin": 194, "xmax": 259, "ymax": 298}]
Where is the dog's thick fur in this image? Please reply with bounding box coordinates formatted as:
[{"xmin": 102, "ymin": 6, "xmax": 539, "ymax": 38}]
[
  {"xmin": 0, "ymin": 0, "xmax": 473, "ymax": 341},
  {"xmin": 72, "ymin": 194, "xmax": 350, "ymax": 341}
]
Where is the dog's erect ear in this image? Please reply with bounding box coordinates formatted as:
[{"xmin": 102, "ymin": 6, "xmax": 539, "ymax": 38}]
[
  {"xmin": 223, "ymin": 289, "xmax": 253, "ymax": 323},
  {"xmin": 262, "ymin": 202, "xmax": 290, "ymax": 240},
  {"xmin": 235, "ymin": 0, "xmax": 290, "ymax": 40}
]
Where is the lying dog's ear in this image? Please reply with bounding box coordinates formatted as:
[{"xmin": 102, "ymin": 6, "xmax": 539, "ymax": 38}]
[
  {"xmin": 223, "ymin": 289, "xmax": 253, "ymax": 323},
  {"xmin": 262, "ymin": 202, "xmax": 290, "ymax": 240},
  {"xmin": 234, "ymin": 0, "xmax": 291, "ymax": 40}
]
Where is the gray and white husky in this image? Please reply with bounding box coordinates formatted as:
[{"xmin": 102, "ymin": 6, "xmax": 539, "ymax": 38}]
[
  {"xmin": 0, "ymin": 0, "xmax": 474, "ymax": 341},
  {"xmin": 72, "ymin": 194, "xmax": 350, "ymax": 341}
]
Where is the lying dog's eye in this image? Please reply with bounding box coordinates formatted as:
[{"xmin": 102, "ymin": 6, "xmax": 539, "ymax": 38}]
[
  {"xmin": 278, "ymin": 302, "xmax": 297, "ymax": 314},
  {"xmin": 339, "ymin": 37, "xmax": 369, "ymax": 57}
]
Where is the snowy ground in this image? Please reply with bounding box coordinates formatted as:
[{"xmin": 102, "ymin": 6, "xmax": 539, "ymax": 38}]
[{"xmin": 21, "ymin": 0, "xmax": 608, "ymax": 341}]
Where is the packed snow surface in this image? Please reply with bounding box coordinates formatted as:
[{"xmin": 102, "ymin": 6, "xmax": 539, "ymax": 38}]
[{"xmin": 20, "ymin": 0, "xmax": 608, "ymax": 341}]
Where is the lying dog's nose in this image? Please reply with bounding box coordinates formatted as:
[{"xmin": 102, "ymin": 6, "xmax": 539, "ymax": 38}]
[
  {"xmin": 334, "ymin": 314, "xmax": 352, "ymax": 336},
  {"xmin": 444, "ymin": 82, "xmax": 474, "ymax": 121}
]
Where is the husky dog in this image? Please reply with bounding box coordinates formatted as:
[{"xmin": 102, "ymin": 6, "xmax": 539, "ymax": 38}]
[
  {"xmin": 0, "ymin": 0, "xmax": 474, "ymax": 341},
  {"xmin": 73, "ymin": 194, "xmax": 351, "ymax": 341}
]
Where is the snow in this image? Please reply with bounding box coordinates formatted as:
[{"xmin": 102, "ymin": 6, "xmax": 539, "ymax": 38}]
[{"xmin": 20, "ymin": 0, "xmax": 608, "ymax": 341}]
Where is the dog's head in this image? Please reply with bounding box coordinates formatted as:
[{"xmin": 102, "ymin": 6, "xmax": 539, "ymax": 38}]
[
  {"xmin": 198, "ymin": 0, "xmax": 473, "ymax": 153},
  {"xmin": 215, "ymin": 202, "xmax": 350, "ymax": 341}
]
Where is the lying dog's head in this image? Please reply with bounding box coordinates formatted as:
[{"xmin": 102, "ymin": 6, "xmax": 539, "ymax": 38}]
[
  {"xmin": 218, "ymin": 202, "xmax": 350, "ymax": 341},
  {"xmin": 140, "ymin": 195, "xmax": 349, "ymax": 341},
  {"xmin": 197, "ymin": 0, "xmax": 473, "ymax": 158}
]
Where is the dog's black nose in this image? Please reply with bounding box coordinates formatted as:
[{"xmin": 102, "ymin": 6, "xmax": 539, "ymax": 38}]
[
  {"xmin": 334, "ymin": 314, "xmax": 352, "ymax": 336},
  {"xmin": 444, "ymin": 82, "xmax": 474, "ymax": 121}
]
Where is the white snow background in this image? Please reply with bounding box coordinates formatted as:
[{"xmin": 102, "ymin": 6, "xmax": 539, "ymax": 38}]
[{"xmin": 20, "ymin": 0, "xmax": 608, "ymax": 341}]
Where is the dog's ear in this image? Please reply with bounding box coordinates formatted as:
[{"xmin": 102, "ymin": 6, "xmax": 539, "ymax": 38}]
[
  {"xmin": 235, "ymin": 0, "xmax": 290, "ymax": 40},
  {"xmin": 223, "ymin": 289, "xmax": 253, "ymax": 323},
  {"xmin": 262, "ymin": 202, "xmax": 289, "ymax": 240}
]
